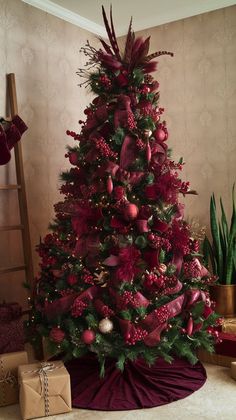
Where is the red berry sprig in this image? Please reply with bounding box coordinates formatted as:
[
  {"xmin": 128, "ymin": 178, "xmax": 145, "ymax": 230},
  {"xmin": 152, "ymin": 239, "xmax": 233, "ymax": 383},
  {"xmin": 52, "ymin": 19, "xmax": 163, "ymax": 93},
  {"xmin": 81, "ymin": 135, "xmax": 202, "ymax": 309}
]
[
  {"xmin": 66, "ymin": 130, "xmax": 80, "ymax": 141},
  {"xmin": 125, "ymin": 326, "xmax": 148, "ymax": 345},
  {"xmin": 93, "ymin": 137, "xmax": 117, "ymax": 159}
]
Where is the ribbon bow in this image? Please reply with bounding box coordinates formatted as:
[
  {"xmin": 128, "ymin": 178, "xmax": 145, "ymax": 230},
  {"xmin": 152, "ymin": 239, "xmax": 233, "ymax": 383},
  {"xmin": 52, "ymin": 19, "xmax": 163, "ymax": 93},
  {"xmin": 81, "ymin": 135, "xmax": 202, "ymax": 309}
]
[
  {"xmin": 0, "ymin": 359, "xmax": 17, "ymax": 406},
  {"xmin": 0, "ymin": 370, "xmax": 16, "ymax": 386}
]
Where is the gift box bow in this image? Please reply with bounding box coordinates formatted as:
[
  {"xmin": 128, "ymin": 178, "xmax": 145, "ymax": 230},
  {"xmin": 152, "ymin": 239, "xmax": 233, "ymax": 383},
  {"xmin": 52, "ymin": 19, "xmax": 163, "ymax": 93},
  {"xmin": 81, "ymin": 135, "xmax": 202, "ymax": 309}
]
[
  {"xmin": 19, "ymin": 361, "xmax": 71, "ymax": 418},
  {"xmin": 0, "ymin": 371, "xmax": 17, "ymax": 386}
]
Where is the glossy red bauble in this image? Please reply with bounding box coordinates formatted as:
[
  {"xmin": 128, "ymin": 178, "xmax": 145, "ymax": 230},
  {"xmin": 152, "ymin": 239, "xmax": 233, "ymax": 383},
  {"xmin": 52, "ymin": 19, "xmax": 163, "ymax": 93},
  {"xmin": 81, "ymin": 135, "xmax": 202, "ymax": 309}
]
[
  {"xmin": 81, "ymin": 329, "xmax": 96, "ymax": 345},
  {"xmin": 124, "ymin": 203, "xmax": 139, "ymax": 221},
  {"xmin": 154, "ymin": 128, "xmax": 166, "ymax": 142}
]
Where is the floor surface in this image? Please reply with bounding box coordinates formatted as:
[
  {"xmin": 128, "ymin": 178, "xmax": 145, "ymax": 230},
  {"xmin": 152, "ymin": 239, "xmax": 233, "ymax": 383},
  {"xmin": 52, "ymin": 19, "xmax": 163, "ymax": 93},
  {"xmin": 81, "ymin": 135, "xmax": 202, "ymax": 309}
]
[{"xmin": 0, "ymin": 364, "xmax": 235, "ymax": 420}]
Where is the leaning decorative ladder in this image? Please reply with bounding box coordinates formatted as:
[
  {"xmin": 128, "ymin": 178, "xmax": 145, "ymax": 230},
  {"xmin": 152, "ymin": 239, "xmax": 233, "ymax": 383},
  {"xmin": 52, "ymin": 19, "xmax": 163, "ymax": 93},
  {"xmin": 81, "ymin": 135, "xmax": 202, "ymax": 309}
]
[{"xmin": 0, "ymin": 73, "xmax": 34, "ymax": 304}]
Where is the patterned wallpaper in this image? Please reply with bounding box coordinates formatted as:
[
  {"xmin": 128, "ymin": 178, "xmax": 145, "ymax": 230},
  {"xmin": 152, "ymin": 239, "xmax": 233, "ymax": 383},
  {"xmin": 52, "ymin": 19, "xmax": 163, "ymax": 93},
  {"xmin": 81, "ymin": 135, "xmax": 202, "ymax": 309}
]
[
  {"xmin": 130, "ymin": 5, "xmax": 236, "ymax": 226},
  {"xmin": 0, "ymin": 1, "xmax": 235, "ymax": 307},
  {"xmin": 0, "ymin": 0, "xmax": 99, "ymax": 307}
]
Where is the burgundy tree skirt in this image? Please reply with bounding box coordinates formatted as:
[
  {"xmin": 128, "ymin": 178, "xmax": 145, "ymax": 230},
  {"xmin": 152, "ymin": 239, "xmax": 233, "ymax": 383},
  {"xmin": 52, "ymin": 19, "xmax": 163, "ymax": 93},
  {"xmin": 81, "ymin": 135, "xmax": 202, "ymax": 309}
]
[{"xmin": 65, "ymin": 354, "xmax": 206, "ymax": 410}]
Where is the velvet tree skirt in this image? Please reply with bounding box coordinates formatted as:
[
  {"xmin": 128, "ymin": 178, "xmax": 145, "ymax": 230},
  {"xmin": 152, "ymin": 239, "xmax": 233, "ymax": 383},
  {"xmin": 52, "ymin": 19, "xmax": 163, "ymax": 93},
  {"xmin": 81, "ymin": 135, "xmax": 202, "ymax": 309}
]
[{"xmin": 65, "ymin": 354, "xmax": 207, "ymax": 410}]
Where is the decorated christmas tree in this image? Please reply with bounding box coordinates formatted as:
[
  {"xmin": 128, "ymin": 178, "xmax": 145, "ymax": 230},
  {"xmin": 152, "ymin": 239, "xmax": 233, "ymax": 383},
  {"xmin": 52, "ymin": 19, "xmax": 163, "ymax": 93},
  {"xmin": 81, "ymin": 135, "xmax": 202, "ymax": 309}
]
[{"xmin": 29, "ymin": 8, "xmax": 220, "ymax": 376}]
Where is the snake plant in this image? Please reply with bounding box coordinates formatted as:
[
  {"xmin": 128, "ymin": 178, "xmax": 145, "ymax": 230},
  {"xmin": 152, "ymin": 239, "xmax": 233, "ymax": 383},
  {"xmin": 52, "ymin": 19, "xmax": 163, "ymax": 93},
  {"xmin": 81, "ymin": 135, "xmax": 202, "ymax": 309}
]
[{"xmin": 203, "ymin": 185, "xmax": 236, "ymax": 285}]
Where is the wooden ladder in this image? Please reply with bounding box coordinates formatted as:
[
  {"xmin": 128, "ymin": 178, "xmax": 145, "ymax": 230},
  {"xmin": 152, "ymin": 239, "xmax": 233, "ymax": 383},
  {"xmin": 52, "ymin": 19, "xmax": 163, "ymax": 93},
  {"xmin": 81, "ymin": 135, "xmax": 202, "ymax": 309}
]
[{"xmin": 0, "ymin": 73, "xmax": 34, "ymax": 302}]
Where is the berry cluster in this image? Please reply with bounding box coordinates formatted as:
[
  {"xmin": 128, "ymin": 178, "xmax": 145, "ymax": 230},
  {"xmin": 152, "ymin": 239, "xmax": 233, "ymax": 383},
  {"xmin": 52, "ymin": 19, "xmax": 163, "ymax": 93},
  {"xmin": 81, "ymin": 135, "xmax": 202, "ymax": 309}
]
[
  {"xmin": 180, "ymin": 181, "xmax": 190, "ymax": 194},
  {"xmin": 99, "ymin": 74, "xmax": 112, "ymax": 89},
  {"xmin": 148, "ymin": 233, "xmax": 171, "ymax": 251},
  {"xmin": 82, "ymin": 269, "xmax": 94, "ymax": 285},
  {"xmin": 118, "ymin": 291, "xmax": 138, "ymax": 309},
  {"xmin": 127, "ymin": 111, "xmax": 137, "ymax": 130},
  {"xmin": 207, "ymin": 327, "xmax": 221, "ymax": 343},
  {"xmin": 101, "ymin": 304, "xmax": 114, "ymax": 318},
  {"xmin": 93, "ymin": 137, "xmax": 117, "ymax": 158},
  {"xmin": 71, "ymin": 298, "xmax": 87, "ymax": 317},
  {"xmin": 144, "ymin": 272, "xmax": 165, "ymax": 290},
  {"xmin": 154, "ymin": 305, "xmax": 170, "ymax": 323},
  {"xmin": 66, "ymin": 130, "xmax": 80, "ymax": 141},
  {"xmin": 183, "ymin": 260, "xmax": 201, "ymax": 278},
  {"xmin": 125, "ymin": 326, "xmax": 148, "ymax": 345}
]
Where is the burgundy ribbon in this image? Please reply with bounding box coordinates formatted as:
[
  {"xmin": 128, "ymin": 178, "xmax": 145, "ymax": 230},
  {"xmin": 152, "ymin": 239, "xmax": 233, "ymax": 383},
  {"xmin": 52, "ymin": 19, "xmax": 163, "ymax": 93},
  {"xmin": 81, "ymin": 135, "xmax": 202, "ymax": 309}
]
[
  {"xmin": 44, "ymin": 286, "xmax": 99, "ymax": 320},
  {"xmin": 118, "ymin": 289, "xmax": 206, "ymax": 347},
  {"xmin": 120, "ymin": 135, "xmax": 138, "ymax": 170}
]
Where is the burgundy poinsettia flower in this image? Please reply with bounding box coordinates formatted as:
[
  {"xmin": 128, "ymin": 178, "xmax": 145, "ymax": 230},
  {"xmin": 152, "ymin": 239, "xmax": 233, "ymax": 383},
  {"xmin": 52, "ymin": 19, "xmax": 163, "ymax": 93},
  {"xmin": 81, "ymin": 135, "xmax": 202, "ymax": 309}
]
[
  {"xmin": 104, "ymin": 245, "xmax": 141, "ymax": 282},
  {"xmin": 115, "ymin": 246, "xmax": 141, "ymax": 282},
  {"xmin": 168, "ymin": 221, "xmax": 190, "ymax": 256}
]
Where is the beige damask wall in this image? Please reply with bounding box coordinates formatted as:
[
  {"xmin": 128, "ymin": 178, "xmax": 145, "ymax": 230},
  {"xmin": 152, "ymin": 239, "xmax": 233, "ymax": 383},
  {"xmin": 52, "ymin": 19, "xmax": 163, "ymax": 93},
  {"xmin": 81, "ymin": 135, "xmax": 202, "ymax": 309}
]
[
  {"xmin": 0, "ymin": 2, "xmax": 235, "ymax": 308},
  {"xmin": 0, "ymin": 0, "xmax": 98, "ymax": 308},
  {"xmin": 129, "ymin": 5, "xmax": 236, "ymax": 225}
]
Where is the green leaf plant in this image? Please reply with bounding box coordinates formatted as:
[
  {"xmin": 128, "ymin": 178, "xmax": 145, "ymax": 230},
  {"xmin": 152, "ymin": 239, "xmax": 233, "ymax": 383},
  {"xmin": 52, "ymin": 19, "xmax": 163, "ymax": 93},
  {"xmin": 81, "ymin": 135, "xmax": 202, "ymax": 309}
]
[{"xmin": 203, "ymin": 185, "xmax": 236, "ymax": 284}]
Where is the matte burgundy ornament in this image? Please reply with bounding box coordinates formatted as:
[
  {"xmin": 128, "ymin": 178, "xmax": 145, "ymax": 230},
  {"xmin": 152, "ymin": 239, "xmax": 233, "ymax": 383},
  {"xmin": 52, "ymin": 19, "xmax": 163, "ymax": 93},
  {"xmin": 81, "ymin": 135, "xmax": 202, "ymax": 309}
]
[
  {"xmin": 49, "ymin": 326, "xmax": 65, "ymax": 343},
  {"xmin": 69, "ymin": 152, "xmax": 79, "ymax": 166}
]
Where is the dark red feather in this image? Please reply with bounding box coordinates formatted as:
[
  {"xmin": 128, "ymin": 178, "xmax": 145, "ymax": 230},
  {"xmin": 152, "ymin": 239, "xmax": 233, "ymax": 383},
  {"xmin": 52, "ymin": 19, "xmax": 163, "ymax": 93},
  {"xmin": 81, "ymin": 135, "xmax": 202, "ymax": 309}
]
[
  {"xmin": 110, "ymin": 6, "xmax": 121, "ymax": 60},
  {"xmin": 98, "ymin": 37, "xmax": 113, "ymax": 55},
  {"xmin": 102, "ymin": 6, "xmax": 120, "ymax": 60},
  {"xmin": 124, "ymin": 17, "xmax": 135, "ymax": 64}
]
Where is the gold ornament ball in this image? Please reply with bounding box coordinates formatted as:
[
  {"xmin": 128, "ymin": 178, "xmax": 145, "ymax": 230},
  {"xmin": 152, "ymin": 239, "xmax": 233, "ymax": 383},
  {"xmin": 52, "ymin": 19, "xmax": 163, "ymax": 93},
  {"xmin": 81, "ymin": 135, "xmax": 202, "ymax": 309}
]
[{"xmin": 98, "ymin": 318, "xmax": 113, "ymax": 334}]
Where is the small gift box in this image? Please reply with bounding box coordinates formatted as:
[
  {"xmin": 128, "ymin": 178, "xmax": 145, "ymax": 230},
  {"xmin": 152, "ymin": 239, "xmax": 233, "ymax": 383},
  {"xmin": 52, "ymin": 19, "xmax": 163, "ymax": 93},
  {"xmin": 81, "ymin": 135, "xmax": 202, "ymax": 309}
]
[
  {"xmin": 0, "ymin": 351, "xmax": 28, "ymax": 406},
  {"xmin": 198, "ymin": 332, "xmax": 236, "ymax": 367},
  {"xmin": 18, "ymin": 361, "xmax": 72, "ymax": 419},
  {"xmin": 231, "ymin": 361, "xmax": 236, "ymax": 380},
  {"xmin": 222, "ymin": 318, "xmax": 236, "ymax": 334},
  {"xmin": 215, "ymin": 332, "xmax": 236, "ymax": 358}
]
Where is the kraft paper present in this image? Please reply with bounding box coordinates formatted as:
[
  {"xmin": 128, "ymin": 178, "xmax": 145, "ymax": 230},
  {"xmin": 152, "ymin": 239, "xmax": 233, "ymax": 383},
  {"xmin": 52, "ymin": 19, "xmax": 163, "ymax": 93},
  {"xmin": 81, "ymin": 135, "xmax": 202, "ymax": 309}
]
[
  {"xmin": 222, "ymin": 318, "xmax": 236, "ymax": 334},
  {"xmin": 0, "ymin": 351, "xmax": 28, "ymax": 407},
  {"xmin": 18, "ymin": 361, "xmax": 72, "ymax": 420}
]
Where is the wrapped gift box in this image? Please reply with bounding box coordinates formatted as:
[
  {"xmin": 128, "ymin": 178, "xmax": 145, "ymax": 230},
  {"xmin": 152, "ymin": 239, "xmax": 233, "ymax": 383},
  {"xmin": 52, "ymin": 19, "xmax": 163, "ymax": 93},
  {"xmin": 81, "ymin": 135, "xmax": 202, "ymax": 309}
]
[
  {"xmin": 0, "ymin": 351, "xmax": 28, "ymax": 406},
  {"xmin": 215, "ymin": 332, "xmax": 236, "ymax": 357},
  {"xmin": 18, "ymin": 361, "xmax": 72, "ymax": 420},
  {"xmin": 222, "ymin": 318, "xmax": 236, "ymax": 334},
  {"xmin": 198, "ymin": 332, "xmax": 236, "ymax": 367}
]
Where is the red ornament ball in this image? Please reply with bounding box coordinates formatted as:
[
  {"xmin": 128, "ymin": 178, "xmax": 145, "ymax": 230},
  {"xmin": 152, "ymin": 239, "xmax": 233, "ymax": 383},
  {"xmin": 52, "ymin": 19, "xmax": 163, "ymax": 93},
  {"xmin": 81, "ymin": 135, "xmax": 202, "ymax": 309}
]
[
  {"xmin": 124, "ymin": 203, "xmax": 139, "ymax": 221},
  {"xmin": 81, "ymin": 329, "xmax": 96, "ymax": 345},
  {"xmin": 68, "ymin": 152, "xmax": 79, "ymax": 165},
  {"xmin": 49, "ymin": 326, "xmax": 65, "ymax": 343},
  {"xmin": 154, "ymin": 128, "xmax": 166, "ymax": 142}
]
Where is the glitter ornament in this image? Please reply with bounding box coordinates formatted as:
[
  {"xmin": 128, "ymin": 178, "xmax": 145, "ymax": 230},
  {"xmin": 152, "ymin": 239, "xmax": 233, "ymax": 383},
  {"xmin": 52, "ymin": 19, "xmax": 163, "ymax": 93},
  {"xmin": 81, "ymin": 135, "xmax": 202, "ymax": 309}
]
[
  {"xmin": 98, "ymin": 318, "xmax": 114, "ymax": 334},
  {"xmin": 81, "ymin": 329, "xmax": 96, "ymax": 344}
]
